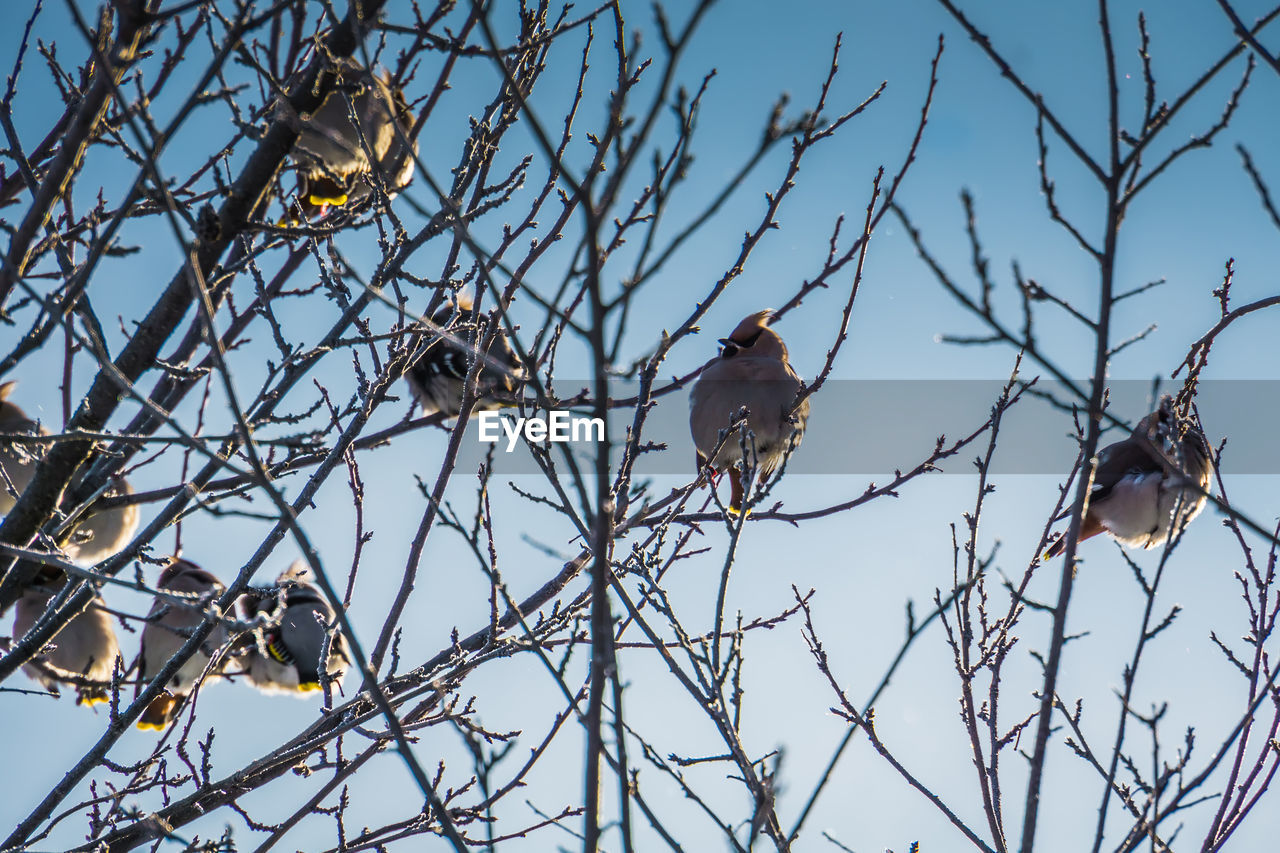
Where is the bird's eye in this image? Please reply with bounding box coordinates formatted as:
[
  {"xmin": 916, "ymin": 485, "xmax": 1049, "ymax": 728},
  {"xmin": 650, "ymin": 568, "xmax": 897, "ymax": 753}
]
[{"xmin": 721, "ymin": 343, "xmax": 740, "ymax": 358}]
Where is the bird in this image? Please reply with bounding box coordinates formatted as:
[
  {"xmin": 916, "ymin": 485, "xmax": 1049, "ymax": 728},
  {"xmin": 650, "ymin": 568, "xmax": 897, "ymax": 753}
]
[
  {"xmin": 689, "ymin": 310, "xmax": 809, "ymax": 512},
  {"xmin": 283, "ymin": 60, "xmax": 417, "ymax": 219},
  {"xmin": 238, "ymin": 562, "xmax": 350, "ymax": 694},
  {"xmin": 0, "ymin": 380, "xmax": 44, "ymax": 515},
  {"xmin": 12, "ymin": 575, "xmax": 121, "ymax": 705},
  {"xmin": 403, "ymin": 295, "xmax": 523, "ymax": 417},
  {"xmin": 1045, "ymin": 395, "xmax": 1213, "ymax": 558},
  {"xmin": 0, "ymin": 381, "xmax": 140, "ymax": 563},
  {"xmin": 62, "ymin": 477, "xmax": 140, "ymax": 566},
  {"xmin": 136, "ymin": 558, "xmax": 230, "ymax": 730}
]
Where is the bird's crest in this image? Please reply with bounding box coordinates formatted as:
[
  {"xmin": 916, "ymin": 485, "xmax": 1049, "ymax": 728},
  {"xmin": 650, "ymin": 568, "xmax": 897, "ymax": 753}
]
[
  {"xmin": 726, "ymin": 310, "xmax": 776, "ymax": 345},
  {"xmin": 278, "ymin": 559, "xmax": 312, "ymax": 585},
  {"xmin": 160, "ymin": 556, "xmax": 222, "ymax": 590},
  {"xmin": 719, "ymin": 310, "xmax": 789, "ymax": 361}
]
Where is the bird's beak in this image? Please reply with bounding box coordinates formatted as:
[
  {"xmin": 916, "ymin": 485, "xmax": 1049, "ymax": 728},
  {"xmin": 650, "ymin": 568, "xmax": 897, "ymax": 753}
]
[{"xmin": 717, "ymin": 338, "xmax": 732, "ymax": 346}]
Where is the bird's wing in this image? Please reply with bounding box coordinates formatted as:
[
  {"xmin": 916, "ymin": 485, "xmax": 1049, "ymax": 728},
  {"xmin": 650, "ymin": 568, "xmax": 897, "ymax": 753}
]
[{"xmin": 1091, "ymin": 437, "xmax": 1161, "ymax": 503}]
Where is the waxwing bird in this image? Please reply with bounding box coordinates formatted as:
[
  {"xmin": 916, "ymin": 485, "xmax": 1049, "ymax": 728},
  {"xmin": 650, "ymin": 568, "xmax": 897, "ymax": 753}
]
[
  {"xmin": 12, "ymin": 576, "xmax": 120, "ymax": 705},
  {"xmin": 136, "ymin": 559, "xmax": 230, "ymax": 730},
  {"xmin": 63, "ymin": 478, "xmax": 140, "ymax": 565},
  {"xmin": 1045, "ymin": 396, "xmax": 1213, "ymax": 558},
  {"xmin": 689, "ymin": 310, "xmax": 809, "ymax": 512},
  {"xmin": 404, "ymin": 295, "xmax": 523, "ymax": 417},
  {"xmin": 0, "ymin": 382, "xmax": 139, "ymax": 563},
  {"xmin": 239, "ymin": 562, "xmax": 350, "ymax": 694},
  {"xmin": 283, "ymin": 60, "xmax": 417, "ymax": 219},
  {"xmin": 0, "ymin": 380, "xmax": 45, "ymax": 514}
]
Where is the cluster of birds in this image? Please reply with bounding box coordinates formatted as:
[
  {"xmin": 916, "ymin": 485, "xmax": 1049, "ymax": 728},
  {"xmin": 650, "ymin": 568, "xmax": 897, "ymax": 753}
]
[
  {"xmin": 280, "ymin": 58, "xmax": 525, "ymax": 417},
  {"xmin": 0, "ymin": 58, "xmax": 522, "ymax": 727},
  {"xmin": 268, "ymin": 53, "xmax": 1217, "ymax": 543},
  {"xmin": 0, "ymin": 59, "xmax": 1216, "ymax": 730},
  {"xmin": 14, "ymin": 557, "xmax": 350, "ymax": 729},
  {"xmin": 5, "ymin": 384, "xmax": 349, "ymax": 715},
  {"xmin": 5, "ymin": 382, "xmax": 352, "ymax": 719}
]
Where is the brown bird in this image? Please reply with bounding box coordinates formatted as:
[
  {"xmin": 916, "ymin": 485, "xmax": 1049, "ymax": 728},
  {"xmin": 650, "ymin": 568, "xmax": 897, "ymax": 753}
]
[
  {"xmin": 12, "ymin": 576, "xmax": 120, "ymax": 705},
  {"xmin": 0, "ymin": 380, "xmax": 44, "ymax": 514},
  {"xmin": 136, "ymin": 558, "xmax": 230, "ymax": 730},
  {"xmin": 1046, "ymin": 396, "xmax": 1212, "ymax": 558},
  {"xmin": 0, "ymin": 381, "xmax": 139, "ymax": 564},
  {"xmin": 62, "ymin": 478, "xmax": 140, "ymax": 566},
  {"xmin": 238, "ymin": 562, "xmax": 350, "ymax": 694},
  {"xmin": 404, "ymin": 295, "xmax": 522, "ymax": 417},
  {"xmin": 689, "ymin": 310, "xmax": 809, "ymax": 512},
  {"xmin": 283, "ymin": 60, "xmax": 417, "ymax": 218}
]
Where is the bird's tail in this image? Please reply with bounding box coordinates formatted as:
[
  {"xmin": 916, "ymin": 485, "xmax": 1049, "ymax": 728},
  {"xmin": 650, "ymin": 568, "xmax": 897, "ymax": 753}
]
[
  {"xmin": 136, "ymin": 692, "xmax": 179, "ymax": 730},
  {"xmin": 1044, "ymin": 515, "xmax": 1105, "ymax": 559}
]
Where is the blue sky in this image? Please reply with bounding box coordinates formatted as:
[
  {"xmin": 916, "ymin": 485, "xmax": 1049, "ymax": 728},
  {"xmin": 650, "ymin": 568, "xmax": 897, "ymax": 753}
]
[{"xmin": 3, "ymin": 0, "xmax": 1280, "ymax": 850}]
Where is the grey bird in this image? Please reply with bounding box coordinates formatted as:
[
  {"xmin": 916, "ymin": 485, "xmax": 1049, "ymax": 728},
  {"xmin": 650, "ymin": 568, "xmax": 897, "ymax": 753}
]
[
  {"xmin": 239, "ymin": 562, "xmax": 350, "ymax": 694},
  {"xmin": 12, "ymin": 576, "xmax": 120, "ymax": 705},
  {"xmin": 1046, "ymin": 395, "xmax": 1213, "ymax": 557},
  {"xmin": 136, "ymin": 558, "xmax": 230, "ymax": 730},
  {"xmin": 689, "ymin": 310, "xmax": 809, "ymax": 512},
  {"xmin": 404, "ymin": 295, "xmax": 522, "ymax": 417},
  {"xmin": 284, "ymin": 60, "xmax": 416, "ymax": 218},
  {"xmin": 0, "ymin": 380, "xmax": 44, "ymax": 514}
]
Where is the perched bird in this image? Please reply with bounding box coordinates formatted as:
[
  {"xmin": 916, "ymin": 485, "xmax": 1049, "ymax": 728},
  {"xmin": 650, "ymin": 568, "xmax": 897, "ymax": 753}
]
[
  {"xmin": 136, "ymin": 559, "xmax": 230, "ymax": 730},
  {"xmin": 62, "ymin": 478, "xmax": 140, "ymax": 566},
  {"xmin": 12, "ymin": 576, "xmax": 120, "ymax": 705},
  {"xmin": 0, "ymin": 380, "xmax": 44, "ymax": 514},
  {"xmin": 239, "ymin": 562, "xmax": 350, "ymax": 694},
  {"xmin": 689, "ymin": 310, "xmax": 809, "ymax": 512},
  {"xmin": 283, "ymin": 60, "xmax": 417, "ymax": 218},
  {"xmin": 0, "ymin": 381, "xmax": 139, "ymax": 563},
  {"xmin": 404, "ymin": 295, "xmax": 522, "ymax": 417},
  {"xmin": 1046, "ymin": 396, "xmax": 1213, "ymax": 558}
]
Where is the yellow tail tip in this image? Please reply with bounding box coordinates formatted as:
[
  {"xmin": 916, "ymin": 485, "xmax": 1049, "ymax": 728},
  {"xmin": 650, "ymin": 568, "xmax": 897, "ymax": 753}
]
[
  {"xmin": 298, "ymin": 681, "xmax": 322, "ymax": 692},
  {"xmin": 136, "ymin": 720, "xmax": 166, "ymax": 731},
  {"xmin": 308, "ymin": 193, "xmax": 348, "ymax": 207},
  {"xmin": 80, "ymin": 694, "xmax": 109, "ymax": 707}
]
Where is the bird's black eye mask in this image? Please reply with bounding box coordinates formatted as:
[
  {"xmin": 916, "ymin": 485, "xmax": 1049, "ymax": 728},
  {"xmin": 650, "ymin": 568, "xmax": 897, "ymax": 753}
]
[{"xmin": 718, "ymin": 329, "xmax": 763, "ymax": 358}]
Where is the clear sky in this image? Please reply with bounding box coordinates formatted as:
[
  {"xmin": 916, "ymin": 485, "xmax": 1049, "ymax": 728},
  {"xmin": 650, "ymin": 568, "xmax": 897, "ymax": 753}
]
[{"xmin": 3, "ymin": 0, "xmax": 1280, "ymax": 851}]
